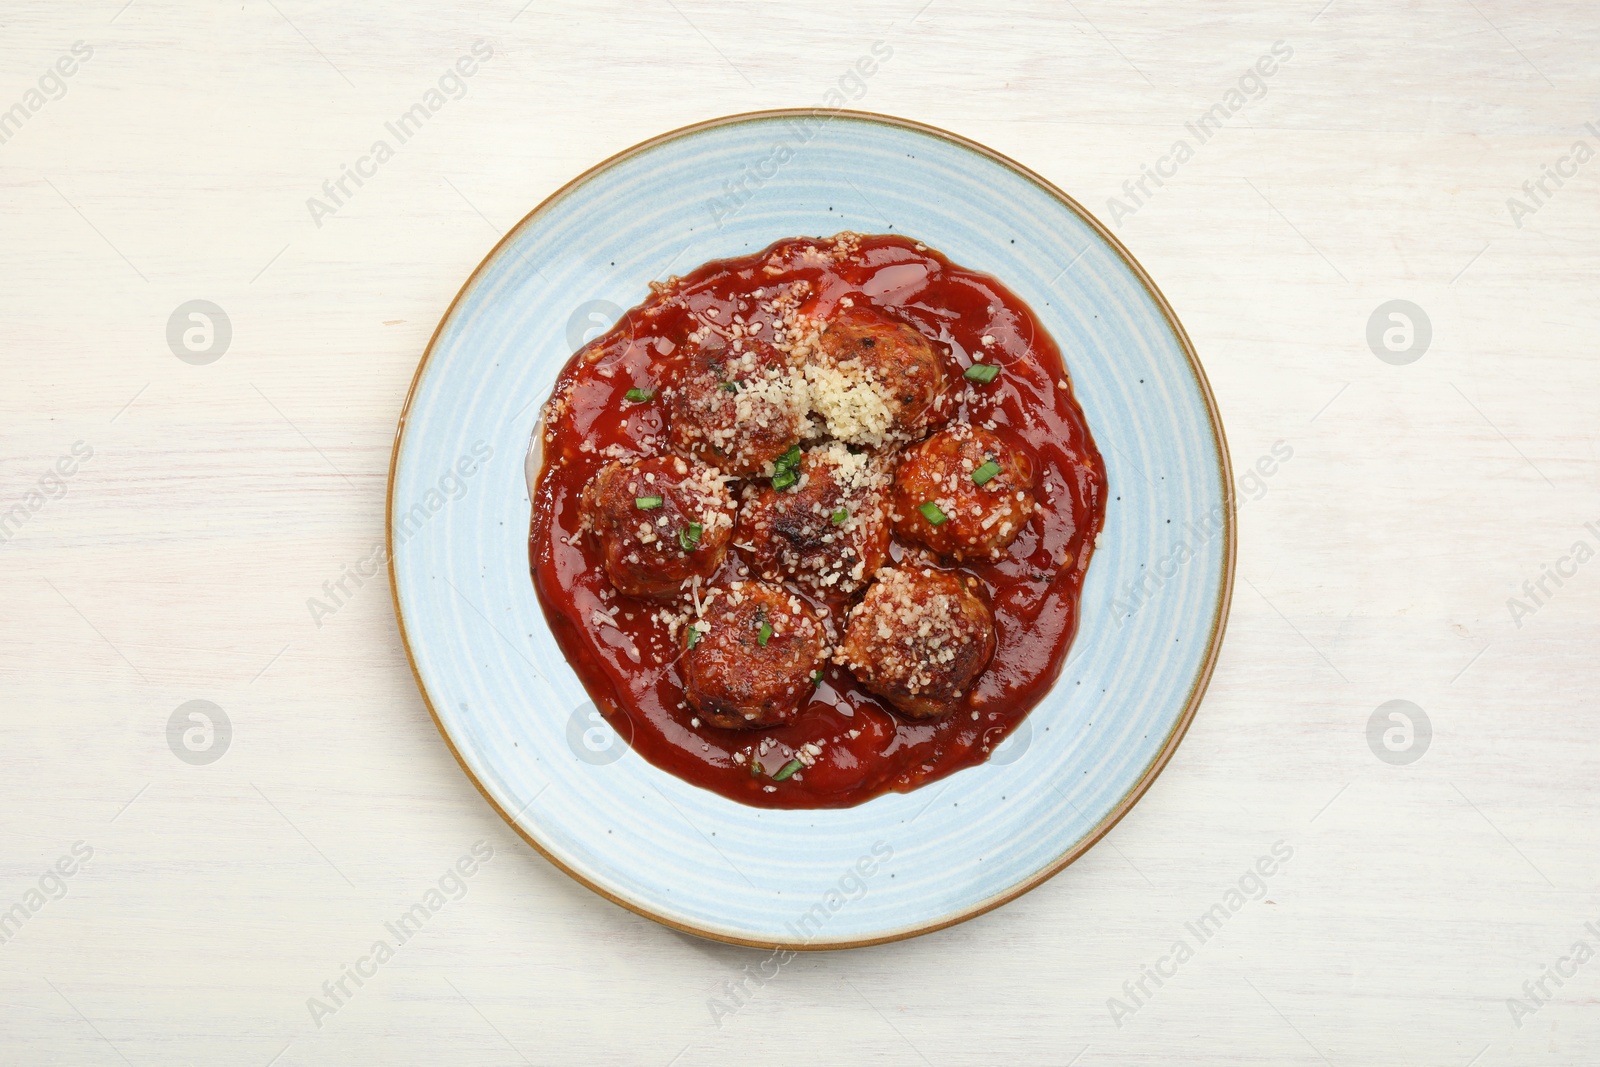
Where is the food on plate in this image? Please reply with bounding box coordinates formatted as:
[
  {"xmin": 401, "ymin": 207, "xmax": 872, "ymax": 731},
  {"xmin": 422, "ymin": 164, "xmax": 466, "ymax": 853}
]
[
  {"xmin": 681, "ymin": 580, "xmax": 826, "ymax": 729},
  {"xmin": 835, "ymin": 566, "xmax": 996, "ymax": 721},
  {"xmin": 530, "ymin": 233, "xmax": 1106, "ymax": 808},
  {"xmin": 667, "ymin": 335, "xmax": 811, "ymax": 478},
  {"xmin": 736, "ymin": 440, "xmax": 893, "ymax": 599},
  {"xmin": 809, "ymin": 303, "xmax": 950, "ymax": 446},
  {"xmin": 891, "ymin": 423, "xmax": 1036, "ymax": 561},
  {"xmin": 579, "ymin": 455, "xmax": 734, "ymax": 599}
]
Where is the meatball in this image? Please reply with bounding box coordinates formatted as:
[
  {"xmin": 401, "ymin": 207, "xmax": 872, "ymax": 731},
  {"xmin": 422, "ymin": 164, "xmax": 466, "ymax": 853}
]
[
  {"xmin": 835, "ymin": 567, "xmax": 996, "ymax": 721},
  {"xmin": 668, "ymin": 333, "xmax": 813, "ymax": 478},
  {"xmin": 892, "ymin": 423, "xmax": 1036, "ymax": 561},
  {"xmin": 807, "ymin": 303, "xmax": 949, "ymax": 447},
  {"xmin": 580, "ymin": 455, "xmax": 734, "ymax": 600},
  {"xmin": 736, "ymin": 441, "xmax": 893, "ymax": 598},
  {"xmin": 682, "ymin": 580, "xmax": 826, "ymax": 729}
]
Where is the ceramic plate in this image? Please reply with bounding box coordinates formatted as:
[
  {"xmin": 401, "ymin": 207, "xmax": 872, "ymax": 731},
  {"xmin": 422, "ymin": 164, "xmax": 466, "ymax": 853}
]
[{"xmin": 388, "ymin": 110, "xmax": 1233, "ymax": 949}]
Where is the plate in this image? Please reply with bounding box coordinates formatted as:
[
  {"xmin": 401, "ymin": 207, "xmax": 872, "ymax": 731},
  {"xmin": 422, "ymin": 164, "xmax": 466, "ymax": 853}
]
[{"xmin": 388, "ymin": 110, "xmax": 1234, "ymax": 949}]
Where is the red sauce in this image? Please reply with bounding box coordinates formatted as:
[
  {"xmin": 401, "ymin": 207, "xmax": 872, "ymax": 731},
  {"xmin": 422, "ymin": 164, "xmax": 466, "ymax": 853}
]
[{"xmin": 530, "ymin": 234, "xmax": 1106, "ymax": 808}]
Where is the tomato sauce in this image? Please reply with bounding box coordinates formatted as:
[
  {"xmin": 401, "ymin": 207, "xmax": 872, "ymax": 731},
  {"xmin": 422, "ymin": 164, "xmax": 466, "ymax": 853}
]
[{"xmin": 530, "ymin": 234, "xmax": 1106, "ymax": 808}]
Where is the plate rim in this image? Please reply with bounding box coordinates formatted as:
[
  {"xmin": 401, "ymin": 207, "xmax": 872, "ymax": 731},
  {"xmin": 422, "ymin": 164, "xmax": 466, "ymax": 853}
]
[{"xmin": 385, "ymin": 107, "xmax": 1237, "ymax": 951}]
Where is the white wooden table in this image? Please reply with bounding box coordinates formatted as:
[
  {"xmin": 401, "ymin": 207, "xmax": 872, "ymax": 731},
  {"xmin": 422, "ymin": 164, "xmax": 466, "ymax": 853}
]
[{"xmin": 2, "ymin": 2, "xmax": 1595, "ymax": 1063}]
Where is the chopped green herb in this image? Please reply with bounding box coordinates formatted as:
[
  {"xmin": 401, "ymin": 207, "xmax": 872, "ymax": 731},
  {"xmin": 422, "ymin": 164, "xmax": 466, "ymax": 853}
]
[
  {"xmin": 771, "ymin": 758, "xmax": 803, "ymax": 781},
  {"xmin": 831, "ymin": 507, "xmax": 849, "ymax": 525},
  {"xmin": 971, "ymin": 460, "xmax": 1002, "ymax": 485},
  {"xmin": 919, "ymin": 501, "xmax": 948, "ymax": 525},
  {"xmin": 964, "ymin": 362, "xmax": 1000, "ymax": 383},
  {"xmin": 635, "ymin": 495, "xmax": 663, "ymax": 510},
  {"xmin": 810, "ymin": 669, "xmax": 824, "ymax": 686},
  {"xmin": 686, "ymin": 626, "xmax": 700, "ymax": 650},
  {"xmin": 757, "ymin": 621, "xmax": 773, "ymax": 647},
  {"xmin": 678, "ymin": 522, "xmax": 703, "ymax": 551},
  {"xmin": 719, "ymin": 380, "xmax": 739, "ymax": 392},
  {"xmin": 770, "ymin": 445, "xmax": 803, "ymax": 491},
  {"xmin": 623, "ymin": 387, "xmax": 654, "ymax": 403}
]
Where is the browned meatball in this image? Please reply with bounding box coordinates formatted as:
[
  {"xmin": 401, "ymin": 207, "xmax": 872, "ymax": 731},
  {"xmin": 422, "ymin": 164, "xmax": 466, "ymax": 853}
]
[
  {"xmin": 682, "ymin": 580, "xmax": 826, "ymax": 729},
  {"xmin": 668, "ymin": 334, "xmax": 812, "ymax": 478},
  {"xmin": 892, "ymin": 423, "xmax": 1036, "ymax": 561},
  {"xmin": 736, "ymin": 441, "xmax": 893, "ymax": 599},
  {"xmin": 835, "ymin": 567, "xmax": 995, "ymax": 721},
  {"xmin": 807, "ymin": 303, "xmax": 950, "ymax": 447},
  {"xmin": 580, "ymin": 456, "xmax": 734, "ymax": 600}
]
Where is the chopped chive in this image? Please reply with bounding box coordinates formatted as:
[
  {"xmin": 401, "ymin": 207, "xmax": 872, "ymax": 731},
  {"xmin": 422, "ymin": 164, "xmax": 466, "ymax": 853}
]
[
  {"xmin": 971, "ymin": 460, "xmax": 1002, "ymax": 485},
  {"xmin": 772, "ymin": 758, "xmax": 803, "ymax": 781},
  {"xmin": 964, "ymin": 362, "xmax": 1000, "ymax": 383},
  {"xmin": 623, "ymin": 387, "xmax": 654, "ymax": 403},
  {"xmin": 635, "ymin": 495, "xmax": 663, "ymax": 510},
  {"xmin": 918, "ymin": 501, "xmax": 948, "ymax": 525},
  {"xmin": 831, "ymin": 507, "xmax": 849, "ymax": 524},
  {"xmin": 771, "ymin": 445, "xmax": 803, "ymax": 491},
  {"xmin": 757, "ymin": 621, "xmax": 773, "ymax": 647},
  {"xmin": 686, "ymin": 626, "xmax": 700, "ymax": 650},
  {"xmin": 678, "ymin": 522, "xmax": 703, "ymax": 551},
  {"xmin": 810, "ymin": 669, "xmax": 823, "ymax": 686}
]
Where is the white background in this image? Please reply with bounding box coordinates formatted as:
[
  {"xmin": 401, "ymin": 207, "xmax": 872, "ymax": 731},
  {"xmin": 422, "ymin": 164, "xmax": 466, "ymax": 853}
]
[{"xmin": 2, "ymin": 1, "xmax": 1596, "ymax": 1064}]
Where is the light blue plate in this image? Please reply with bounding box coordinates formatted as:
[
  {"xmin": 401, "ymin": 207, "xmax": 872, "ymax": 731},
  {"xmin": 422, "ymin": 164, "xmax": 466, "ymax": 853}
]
[{"xmin": 388, "ymin": 111, "xmax": 1234, "ymax": 949}]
